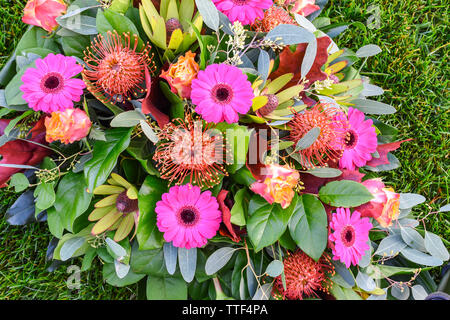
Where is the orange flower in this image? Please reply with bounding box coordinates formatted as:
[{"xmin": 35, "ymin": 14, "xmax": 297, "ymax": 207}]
[
  {"xmin": 45, "ymin": 108, "xmax": 91, "ymax": 144},
  {"xmin": 22, "ymin": 0, "xmax": 67, "ymax": 32},
  {"xmin": 250, "ymin": 164, "xmax": 299, "ymax": 209},
  {"xmin": 160, "ymin": 51, "xmax": 199, "ymax": 99},
  {"xmin": 357, "ymin": 178, "xmax": 400, "ymax": 228}
]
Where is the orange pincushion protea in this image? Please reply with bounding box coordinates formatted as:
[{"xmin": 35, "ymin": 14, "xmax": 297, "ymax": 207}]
[
  {"xmin": 252, "ymin": 6, "xmax": 296, "ymax": 32},
  {"xmin": 153, "ymin": 116, "xmax": 227, "ymax": 188},
  {"xmin": 288, "ymin": 103, "xmax": 346, "ymax": 168},
  {"xmin": 82, "ymin": 30, "xmax": 155, "ymax": 103},
  {"xmin": 273, "ymin": 250, "xmax": 334, "ymax": 300}
]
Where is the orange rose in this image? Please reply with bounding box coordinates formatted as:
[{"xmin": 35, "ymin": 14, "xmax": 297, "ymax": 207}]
[
  {"xmin": 22, "ymin": 0, "xmax": 67, "ymax": 32},
  {"xmin": 160, "ymin": 51, "xmax": 199, "ymax": 99},
  {"xmin": 45, "ymin": 108, "xmax": 91, "ymax": 144},
  {"xmin": 357, "ymin": 178, "xmax": 400, "ymax": 228},
  {"xmin": 250, "ymin": 164, "xmax": 299, "ymax": 209}
]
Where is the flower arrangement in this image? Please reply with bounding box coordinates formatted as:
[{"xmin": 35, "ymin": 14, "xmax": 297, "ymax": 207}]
[{"xmin": 1, "ymin": 0, "xmax": 448, "ymax": 301}]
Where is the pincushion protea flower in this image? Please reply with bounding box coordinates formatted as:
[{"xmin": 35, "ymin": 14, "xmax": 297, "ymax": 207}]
[
  {"xmin": 252, "ymin": 6, "xmax": 295, "ymax": 32},
  {"xmin": 288, "ymin": 103, "xmax": 346, "ymax": 168},
  {"xmin": 89, "ymin": 173, "xmax": 139, "ymax": 242},
  {"xmin": 82, "ymin": 30, "xmax": 155, "ymax": 103},
  {"xmin": 153, "ymin": 115, "xmax": 227, "ymax": 188},
  {"xmin": 273, "ymin": 250, "xmax": 335, "ymax": 300}
]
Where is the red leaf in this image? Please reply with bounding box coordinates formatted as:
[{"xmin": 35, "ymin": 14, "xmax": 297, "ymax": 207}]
[
  {"xmin": 0, "ymin": 117, "xmax": 52, "ymax": 187},
  {"xmin": 141, "ymin": 65, "xmax": 170, "ymax": 128},
  {"xmin": 217, "ymin": 190, "xmax": 241, "ymax": 243},
  {"xmin": 366, "ymin": 139, "xmax": 412, "ymax": 167},
  {"xmin": 270, "ymin": 36, "xmax": 331, "ymax": 92}
]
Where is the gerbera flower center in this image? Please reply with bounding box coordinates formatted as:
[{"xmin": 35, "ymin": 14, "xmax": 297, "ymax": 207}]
[
  {"xmin": 212, "ymin": 84, "xmax": 234, "ymax": 104},
  {"xmin": 177, "ymin": 206, "xmax": 199, "ymax": 226},
  {"xmin": 341, "ymin": 225, "xmax": 356, "ymax": 247},
  {"xmin": 345, "ymin": 129, "xmax": 359, "ymax": 149},
  {"xmin": 116, "ymin": 191, "xmax": 138, "ymax": 214},
  {"xmin": 40, "ymin": 72, "xmax": 64, "ymax": 93}
]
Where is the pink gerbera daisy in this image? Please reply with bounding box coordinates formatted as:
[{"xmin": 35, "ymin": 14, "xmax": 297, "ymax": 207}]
[
  {"xmin": 155, "ymin": 184, "xmax": 222, "ymax": 249},
  {"xmin": 190, "ymin": 63, "xmax": 254, "ymax": 123},
  {"xmin": 329, "ymin": 207, "xmax": 373, "ymax": 268},
  {"xmin": 212, "ymin": 0, "xmax": 273, "ymax": 25},
  {"xmin": 336, "ymin": 107, "xmax": 378, "ymax": 170},
  {"xmin": 20, "ymin": 53, "xmax": 86, "ymax": 113}
]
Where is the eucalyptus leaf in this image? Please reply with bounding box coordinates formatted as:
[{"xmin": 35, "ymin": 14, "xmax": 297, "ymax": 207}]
[
  {"xmin": 195, "ymin": 0, "xmax": 219, "ymax": 31},
  {"xmin": 178, "ymin": 247, "xmax": 197, "ymax": 283},
  {"xmin": 356, "ymin": 44, "xmax": 382, "ymax": 58},
  {"xmin": 205, "ymin": 247, "xmax": 236, "ymax": 275},
  {"xmin": 295, "ymin": 127, "xmax": 320, "ymax": 151},
  {"xmin": 60, "ymin": 237, "xmax": 86, "ymax": 261},
  {"xmin": 265, "ymin": 260, "xmax": 284, "ymax": 277},
  {"xmin": 424, "ymin": 231, "xmax": 449, "ymax": 261}
]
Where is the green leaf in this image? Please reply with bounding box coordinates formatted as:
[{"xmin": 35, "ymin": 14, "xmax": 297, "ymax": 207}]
[
  {"xmin": 98, "ymin": 9, "xmax": 144, "ymax": 49},
  {"xmin": 265, "ymin": 260, "xmax": 284, "ymax": 277},
  {"xmin": 265, "ymin": 24, "xmax": 314, "ymax": 45},
  {"xmin": 424, "ymin": 231, "xmax": 449, "ymax": 261},
  {"xmin": 15, "ymin": 27, "xmax": 59, "ymax": 56},
  {"xmin": 146, "ymin": 275, "xmax": 187, "ymax": 300},
  {"xmin": 205, "ymin": 247, "xmax": 236, "ymax": 275},
  {"xmin": 305, "ymin": 167, "xmax": 342, "ymax": 178},
  {"xmin": 136, "ymin": 176, "xmax": 168, "ymax": 250},
  {"xmin": 350, "ymin": 98, "xmax": 396, "ymax": 115},
  {"xmin": 356, "ymin": 44, "xmax": 382, "ymax": 58},
  {"xmin": 53, "ymin": 172, "xmax": 93, "ymax": 232},
  {"xmin": 294, "ymin": 127, "xmax": 320, "ymax": 151},
  {"xmin": 230, "ymin": 188, "xmax": 249, "ymax": 226},
  {"xmin": 103, "ymin": 263, "xmax": 145, "ymax": 287},
  {"xmin": 60, "ymin": 237, "xmax": 86, "ymax": 261},
  {"xmin": 56, "ymin": 15, "xmax": 98, "ymax": 35},
  {"xmin": 10, "ymin": 173, "xmax": 29, "ymax": 192},
  {"xmin": 319, "ymin": 180, "xmax": 373, "ymax": 207},
  {"xmin": 163, "ymin": 242, "xmax": 178, "ymax": 275},
  {"xmin": 110, "ymin": 110, "xmax": 146, "ymax": 127},
  {"xmin": 195, "ymin": 0, "xmax": 219, "ymax": 32},
  {"xmin": 247, "ymin": 196, "xmax": 295, "ymax": 251},
  {"xmin": 178, "ymin": 247, "xmax": 197, "ymax": 283},
  {"xmin": 61, "ymin": 35, "xmax": 91, "ymax": 58},
  {"xmin": 365, "ymin": 264, "xmax": 421, "ymax": 280},
  {"xmin": 84, "ymin": 127, "xmax": 133, "ymax": 193},
  {"xmin": 130, "ymin": 244, "xmax": 169, "ymax": 276},
  {"xmin": 34, "ymin": 182, "xmax": 56, "ymax": 212},
  {"xmin": 288, "ymin": 194, "xmax": 328, "ymax": 261}
]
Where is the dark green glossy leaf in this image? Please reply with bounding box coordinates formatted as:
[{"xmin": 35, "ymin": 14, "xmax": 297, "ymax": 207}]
[
  {"xmin": 53, "ymin": 171, "xmax": 93, "ymax": 232},
  {"xmin": 146, "ymin": 275, "xmax": 187, "ymax": 300},
  {"xmin": 247, "ymin": 195, "xmax": 295, "ymax": 251},
  {"xmin": 136, "ymin": 175, "xmax": 168, "ymax": 250},
  {"xmin": 318, "ymin": 180, "xmax": 373, "ymax": 207},
  {"xmin": 84, "ymin": 127, "xmax": 133, "ymax": 193},
  {"xmin": 288, "ymin": 194, "xmax": 327, "ymax": 261}
]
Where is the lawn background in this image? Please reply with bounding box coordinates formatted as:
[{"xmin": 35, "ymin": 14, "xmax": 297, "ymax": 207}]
[{"xmin": 0, "ymin": 0, "xmax": 448, "ymax": 299}]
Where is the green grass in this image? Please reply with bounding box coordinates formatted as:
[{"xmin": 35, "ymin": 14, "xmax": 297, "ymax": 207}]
[{"xmin": 0, "ymin": 0, "xmax": 448, "ymax": 299}]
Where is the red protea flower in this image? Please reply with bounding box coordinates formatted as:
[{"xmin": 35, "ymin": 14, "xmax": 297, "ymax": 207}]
[
  {"xmin": 288, "ymin": 103, "xmax": 346, "ymax": 168},
  {"xmin": 252, "ymin": 6, "xmax": 296, "ymax": 32},
  {"xmin": 153, "ymin": 115, "xmax": 228, "ymax": 188},
  {"xmin": 82, "ymin": 30, "xmax": 155, "ymax": 103},
  {"xmin": 273, "ymin": 250, "xmax": 335, "ymax": 300}
]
